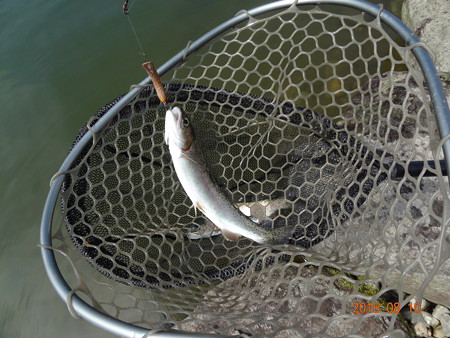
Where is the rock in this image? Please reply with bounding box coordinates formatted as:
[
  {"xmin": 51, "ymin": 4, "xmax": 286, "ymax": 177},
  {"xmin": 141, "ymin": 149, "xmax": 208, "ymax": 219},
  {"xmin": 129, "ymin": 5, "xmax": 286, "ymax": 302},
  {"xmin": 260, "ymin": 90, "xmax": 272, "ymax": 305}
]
[
  {"xmin": 333, "ymin": 70, "xmax": 450, "ymax": 309},
  {"xmin": 432, "ymin": 305, "xmax": 450, "ymax": 336},
  {"xmin": 416, "ymin": 298, "xmax": 429, "ymax": 312},
  {"xmin": 402, "ymin": 0, "xmax": 450, "ymax": 105},
  {"xmin": 433, "ymin": 324, "xmax": 446, "ymax": 338},
  {"xmin": 402, "ymin": 0, "xmax": 450, "ymax": 75},
  {"xmin": 386, "ymin": 3, "xmax": 450, "ymax": 315},
  {"xmin": 422, "ymin": 311, "xmax": 439, "ymax": 328},
  {"xmin": 180, "ymin": 262, "xmax": 411, "ymax": 336},
  {"xmin": 432, "ymin": 304, "xmax": 450, "ymax": 317},
  {"xmin": 414, "ymin": 321, "xmax": 432, "ymax": 337},
  {"xmin": 315, "ymin": 176, "xmax": 450, "ymax": 309},
  {"xmin": 402, "ymin": 298, "xmax": 429, "ymax": 321}
]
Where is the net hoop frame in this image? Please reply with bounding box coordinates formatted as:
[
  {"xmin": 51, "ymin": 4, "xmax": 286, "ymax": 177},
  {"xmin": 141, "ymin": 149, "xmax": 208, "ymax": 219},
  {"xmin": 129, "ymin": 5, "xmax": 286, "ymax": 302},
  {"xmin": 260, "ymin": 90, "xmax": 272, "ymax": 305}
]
[{"xmin": 40, "ymin": 0, "xmax": 450, "ymax": 337}]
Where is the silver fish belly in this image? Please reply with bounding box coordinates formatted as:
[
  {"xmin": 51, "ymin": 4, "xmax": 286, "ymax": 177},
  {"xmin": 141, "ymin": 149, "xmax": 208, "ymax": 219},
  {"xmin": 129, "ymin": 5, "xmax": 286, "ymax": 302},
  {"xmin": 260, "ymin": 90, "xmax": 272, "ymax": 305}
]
[{"xmin": 164, "ymin": 107, "xmax": 289, "ymax": 245}]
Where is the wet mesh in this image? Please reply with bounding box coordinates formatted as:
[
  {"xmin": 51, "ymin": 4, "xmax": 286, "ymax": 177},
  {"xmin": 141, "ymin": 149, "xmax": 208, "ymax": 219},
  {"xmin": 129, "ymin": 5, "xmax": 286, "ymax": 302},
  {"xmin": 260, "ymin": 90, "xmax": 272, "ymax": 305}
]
[{"xmin": 51, "ymin": 4, "xmax": 449, "ymax": 337}]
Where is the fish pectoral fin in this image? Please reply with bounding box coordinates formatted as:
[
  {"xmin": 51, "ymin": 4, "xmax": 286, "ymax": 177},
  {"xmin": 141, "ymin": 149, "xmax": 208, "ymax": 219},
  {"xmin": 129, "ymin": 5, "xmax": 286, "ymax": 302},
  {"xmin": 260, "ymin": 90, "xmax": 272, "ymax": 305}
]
[
  {"xmin": 192, "ymin": 201, "xmax": 241, "ymax": 241},
  {"xmin": 194, "ymin": 201, "xmax": 205, "ymax": 215},
  {"xmin": 205, "ymin": 219, "xmax": 220, "ymax": 231},
  {"xmin": 181, "ymin": 153, "xmax": 198, "ymax": 165},
  {"xmin": 221, "ymin": 229, "xmax": 241, "ymax": 241}
]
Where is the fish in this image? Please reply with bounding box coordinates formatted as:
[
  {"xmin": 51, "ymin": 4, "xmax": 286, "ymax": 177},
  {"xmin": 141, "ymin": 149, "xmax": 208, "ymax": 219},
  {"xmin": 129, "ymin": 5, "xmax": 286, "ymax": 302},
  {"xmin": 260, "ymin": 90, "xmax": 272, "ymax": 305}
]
[
  {"xmin": 164, "ymin": 107, "xmax": 292, "ymax": 245},
  {"xmin": 186, "ymin": 198, "xmax": 290, "ymax": 240}
]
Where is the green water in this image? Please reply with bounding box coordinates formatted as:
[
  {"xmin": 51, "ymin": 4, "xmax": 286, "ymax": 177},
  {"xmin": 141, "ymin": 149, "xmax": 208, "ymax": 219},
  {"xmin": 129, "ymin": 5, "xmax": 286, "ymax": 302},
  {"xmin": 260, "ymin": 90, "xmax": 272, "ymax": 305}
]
[{"xmin": 0, "ymin": 1, "xmax": 404, "ymax": 337}]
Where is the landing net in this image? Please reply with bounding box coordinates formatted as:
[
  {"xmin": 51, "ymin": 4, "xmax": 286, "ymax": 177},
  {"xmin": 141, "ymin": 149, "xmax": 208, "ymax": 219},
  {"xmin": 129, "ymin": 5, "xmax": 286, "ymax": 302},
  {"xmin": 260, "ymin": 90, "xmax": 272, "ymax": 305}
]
[{"xmin": 41, "ymin": 1, "xmax": 450, "ymax": 337}]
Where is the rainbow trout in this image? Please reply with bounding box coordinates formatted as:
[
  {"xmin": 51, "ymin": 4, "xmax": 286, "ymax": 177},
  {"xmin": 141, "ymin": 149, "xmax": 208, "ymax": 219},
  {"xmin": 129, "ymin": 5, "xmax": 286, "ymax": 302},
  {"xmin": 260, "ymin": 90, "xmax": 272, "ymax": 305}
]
[{"xmin": 164, "ymin": 107, "xmax": 291, "ymax": 245}]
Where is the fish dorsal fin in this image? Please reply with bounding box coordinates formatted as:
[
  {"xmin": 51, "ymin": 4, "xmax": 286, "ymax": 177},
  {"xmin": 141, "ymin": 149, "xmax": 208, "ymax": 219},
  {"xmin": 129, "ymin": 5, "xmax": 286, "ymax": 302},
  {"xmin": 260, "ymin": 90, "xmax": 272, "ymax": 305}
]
[{"xmin": 221, "ymin": 229, "xmax": 241, "ymax": 241}]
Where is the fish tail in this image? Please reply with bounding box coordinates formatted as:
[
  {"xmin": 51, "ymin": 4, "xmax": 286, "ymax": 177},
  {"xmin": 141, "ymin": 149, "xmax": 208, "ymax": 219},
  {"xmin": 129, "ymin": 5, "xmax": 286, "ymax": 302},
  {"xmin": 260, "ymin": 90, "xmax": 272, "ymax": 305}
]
[{"xmin": 272, "ymin": 226, "xmax": 294, "ymax": 245}]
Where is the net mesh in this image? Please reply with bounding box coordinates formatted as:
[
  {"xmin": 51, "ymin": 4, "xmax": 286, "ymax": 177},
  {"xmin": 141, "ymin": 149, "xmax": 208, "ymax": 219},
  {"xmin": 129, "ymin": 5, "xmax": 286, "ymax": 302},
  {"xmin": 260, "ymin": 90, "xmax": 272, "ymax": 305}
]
[{"xmin": 51, "ymin": 4, "xmax": 449, "ymax": 337}]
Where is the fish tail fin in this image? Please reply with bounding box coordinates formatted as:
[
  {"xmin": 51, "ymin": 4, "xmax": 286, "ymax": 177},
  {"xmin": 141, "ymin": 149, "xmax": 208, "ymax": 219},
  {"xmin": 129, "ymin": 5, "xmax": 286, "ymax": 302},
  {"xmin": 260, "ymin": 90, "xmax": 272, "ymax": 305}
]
[{"xmin": 272, "ymin": 226, "xmax": 294, "ymax": 245}]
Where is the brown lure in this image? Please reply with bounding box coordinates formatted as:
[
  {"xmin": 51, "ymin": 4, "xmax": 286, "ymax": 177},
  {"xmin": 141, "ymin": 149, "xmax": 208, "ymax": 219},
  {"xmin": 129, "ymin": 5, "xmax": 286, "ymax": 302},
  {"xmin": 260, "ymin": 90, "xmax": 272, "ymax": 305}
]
[{"xmin": 142, "ymin": 61, "xmax": 166, "ymax": 104}]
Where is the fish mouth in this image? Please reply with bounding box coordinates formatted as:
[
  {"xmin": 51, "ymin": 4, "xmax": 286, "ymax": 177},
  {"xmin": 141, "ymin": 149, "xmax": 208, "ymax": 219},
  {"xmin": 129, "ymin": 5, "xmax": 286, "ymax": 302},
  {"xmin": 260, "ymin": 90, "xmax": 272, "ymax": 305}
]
[
  {"xmin": 171, "ymin": 107, "xmax": 182, "ymax": 122},
  {"xmin": 165, "ymin": 107, "xmax": 182, "ymax": 129},
  {"xmin": 165, "ymin": 109, "xmax": 178, "ymax": 145}
]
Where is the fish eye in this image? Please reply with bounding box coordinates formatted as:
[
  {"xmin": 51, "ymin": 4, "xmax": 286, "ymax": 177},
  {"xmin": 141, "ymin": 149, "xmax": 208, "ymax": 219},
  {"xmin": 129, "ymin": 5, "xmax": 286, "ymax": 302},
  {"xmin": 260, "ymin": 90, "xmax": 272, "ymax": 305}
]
[{"xmin": 182, "ymin": 117, "xmax": 190, "ymax": 127}]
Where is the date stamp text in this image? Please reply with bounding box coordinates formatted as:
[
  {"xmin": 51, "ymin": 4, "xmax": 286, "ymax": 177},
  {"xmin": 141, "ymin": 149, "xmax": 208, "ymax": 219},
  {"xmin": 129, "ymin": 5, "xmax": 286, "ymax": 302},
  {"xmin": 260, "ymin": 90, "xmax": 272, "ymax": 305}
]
[{"xmin": 352, "ymin": 302, "xmax": 422, "ymax": 314}]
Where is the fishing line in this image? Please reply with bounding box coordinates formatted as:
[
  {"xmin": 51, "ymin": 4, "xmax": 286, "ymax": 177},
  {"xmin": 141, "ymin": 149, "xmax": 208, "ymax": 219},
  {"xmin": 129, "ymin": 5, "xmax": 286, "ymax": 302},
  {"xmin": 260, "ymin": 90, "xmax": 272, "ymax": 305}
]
[
  {"xmin": 123, "ymin": 0, "xmax": 167, "ymax": 105},
  {"xmin": 123, "ymin": 0, "xmax": 148, "ymax": 61}
]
